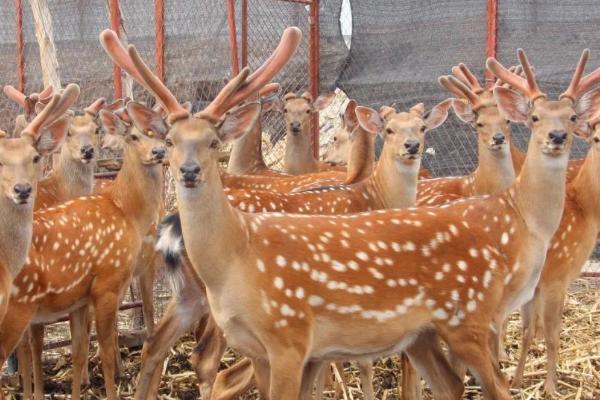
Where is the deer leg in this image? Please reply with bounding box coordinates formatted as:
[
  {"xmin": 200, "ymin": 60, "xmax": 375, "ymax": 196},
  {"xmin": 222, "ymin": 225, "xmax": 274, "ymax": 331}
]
[
  {"xmin": 138, "ymin": 255, "xmax": 157, "ymax": 336},
  {"xmin": 543, "ymin": 289, "xmax": 566, "ymax": 396},
  {"xmin": 357, "ymin": 360, "xmax": 375, "ymax": 400},
  {"xmin": 313, "ymin": 362, "xmax": 328, "ymax": 400},
  {"xmin": 405, "ymin": 331, "xmax": 463, "ymax": 400},
  {"xmin": 81, "ymin": 309, "xmax": 91, "ymax": 387},
  {"xmin": 70, "ymin": 306, "xmax": 91, "ymax": 400},
  {"xmin": 497, "ymin": 319, "xmax": 509, "ymax": 362},
  {"xmin": 399, "ymin": 353, "xmax": 421, "ymax": 400},
  {"xmin": 444, "ymin": 327, "xmax": 509, "ymax": 400},
  {"xmin": 252, "ymin": 356, "xmax": 271, "ymax": 399},
  {"xmin": 0, "ymin": 303, "xmax": 37, "ymax": 400},
  {"xmin": 267, "ymin": 347, "xmax": 305, "ymax": 399},
  {"xmin": 29, "ymin": 324, "xmax": 44, "ymax": 400},
  {"xmin": 92, "ymin": 292, "xmax": 120, "ymax": 400},
  {"xmin": 16, "ymin": 331, "xmax": 32, "ymax": 400},
  {"xmin": 113, "ymin": 318, "xmax": 123, "ymax": 380},
  {"xmin": 300, "ymin": 360, "xmax": 325, "ymax": 400},
  {"xmin": 190, "ymin": 314, "xmax": 227, "ymax": 399},
  {"xmin": 211, "ymin": 358, "xmax": 256, "ymax": 400},
  {"xmin": 512, "ymin": 300, "xmax": 535, "ymax": 388}
]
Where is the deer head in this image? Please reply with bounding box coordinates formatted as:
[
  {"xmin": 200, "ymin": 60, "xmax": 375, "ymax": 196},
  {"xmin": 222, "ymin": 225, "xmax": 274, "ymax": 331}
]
[
  {"xmin": 440, "ymin": 64, "xmax": 512, "ymax": 155},
  {"xmin": 354, "ymin": 100, "xmax": 451, "ymax": 169},
  {"xmin": 323, "ymin": 100, "xmax": 358, "ymax": 165},
  {"xmin": 0, "ymin": 85, "xmax": 79, "ymax": 206},
  {"xmin": 487, "ymin": 49, "xmax": 600, "ymax": 162},
  {"xmin": 279, "ymin": 91, "xmax": 335, "ymax": 136},
  {"xmin": 100, "ymin": 27, "xmax": 301, "ymax": 196}
]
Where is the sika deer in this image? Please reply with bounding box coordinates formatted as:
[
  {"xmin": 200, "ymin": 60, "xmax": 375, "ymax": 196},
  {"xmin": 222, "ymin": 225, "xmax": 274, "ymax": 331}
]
[
  {"xmin": 416, "ymin": 64, "xmax": 516, "ymax": 206},
  {"xmin": 0, "ymin": 85, "xmax": 77, "ymax": 334},
  {"xmin": 0, "ymin": 99, "xmax": 167, "ymax": 400},
  {"xmin": 323, "ymin": 100, "xmax": 357, "ymax": 166},
  {"xmin": 510, "ymin": 105, "xmax": 600, "ymax": 395},
  {"xmin": 127, "ymin": 35, "xmax": 599, "ymax": 400},
  {"xmin": 137, "ymin": 99, "xmax": 453, "ymax": 399}
]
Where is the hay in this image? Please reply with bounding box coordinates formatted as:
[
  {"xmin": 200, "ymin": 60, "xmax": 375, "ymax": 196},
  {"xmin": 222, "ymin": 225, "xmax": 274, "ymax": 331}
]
[{"xmin": 2, "ymin": 278, "xmax": 597, "ymax": 399}]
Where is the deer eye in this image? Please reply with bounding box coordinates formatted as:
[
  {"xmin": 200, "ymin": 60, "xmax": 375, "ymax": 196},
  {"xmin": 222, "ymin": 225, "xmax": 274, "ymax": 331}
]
[
  {"xmin": 305, "ymin": 109, "xmax": 311, "ymax": 114},
  {"xmin": 386, "ymin": 128, "xmax": 394, "ymax": 135},
  {"xmin": 570, "ymin": 115, "xmax": 578, "ymax": 122},
  {"xmin": 210, "ymin": 140, "xmax": 219, "ymax": 149},
  {"xmin": 283, "ymin": 108, "xmax": 288, "ymax": 114},
  {"xmin": 130, "ymin": 134, "xmax": 139, "ymax": 141},
  {"xmin": 33, "ymin": 155, "xmax": 41, "ymax": 164},
  {"xmin": 531, "ymin": 115, "xmax": 540, "ymax": 122},
  {"xmin": 476, "ymin": 122, "xmax": 484, "ymax": 128},
  {"xmin": 66, "ymin": 131, "xmax": 73, "ymax": 137},
  {"xmin": 594, "ymin": 137, "xmax": 600, "ymax": 143},
  {"xmin": 165, "ymin": 138, "xmax": 173, "ymax": 147},
  {"xmin": 333, "ymin": 136, "xmax": 338, "ymax": 142},
  {"xmin": 506, "ymin": 120, "xmax": 510, "ymax": 125},
  {"xmin": 420, "ymin": 126, "xmax": 426, "ymax": 132}
]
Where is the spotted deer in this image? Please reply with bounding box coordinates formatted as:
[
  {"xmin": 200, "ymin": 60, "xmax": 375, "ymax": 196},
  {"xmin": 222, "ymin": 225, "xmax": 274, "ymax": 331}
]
[
  {"xmin": 0, "ymin": 96, "xmax": 167, "ymax": 400},
  {"xmin": 149, "ymin": 38, "xmax": 600, "ymax": 399},
  {"xmin": 323, "ymin": 100, "xmax": 357, "ymax": 166},
  {"xmin": 509, "ymin": 114, "xmax": 600, "ymax": 394},
  {"xmin": 416, "ymin": 65, "xmax": 516, "ymax": 207},
  {"xmin": 0, "ymin": 84, "xmax": 78, "ymax": 335},
  {"xmin": 137, "ymin": 98, "xmax": 453, "ymax": 399}
]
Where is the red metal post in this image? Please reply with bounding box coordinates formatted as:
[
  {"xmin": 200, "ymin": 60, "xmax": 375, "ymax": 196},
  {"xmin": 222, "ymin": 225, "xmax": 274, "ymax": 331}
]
[
  {"xmin": 15, "ymin": 0, "xmax": 25, "ymax": 93},
  {"xmin": 155, "ymin": 0, "xmax": 165, "ymax": 82},
  {"xmin": 309, "ymin": 0, "xmax": 320, "ymax": 158},
  {"xmin": 241, "ymin": 0, "xmax": 248, "ymax": 67},
  {"xmin": 109, "ymin": 0, "xmax": 123, "ymax": 98},
  {"xmin": 484, "ymin": 0, "xmax": 498, "ymax": 85},
  {"xmin": 226, "ymin": 0, "xmax": 240, "ymax": 76}
]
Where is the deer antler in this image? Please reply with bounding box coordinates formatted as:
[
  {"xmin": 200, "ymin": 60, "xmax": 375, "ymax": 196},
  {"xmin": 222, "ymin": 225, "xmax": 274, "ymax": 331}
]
[
  {"xmin": 559, "ymin": 49, "xmax": 600, "ymax": 101},
  {"xmin": 3, "ymin": 86, "xmax": 27, "ymax": 107},
  {"xmin": 452, "ymin": 63, "xmax": 484, "ymax": 93},
  {"xmin": 486, "ymin": 49, "xmax": 545, "ymax": 101},
  {"xmin": 21, "ymin": 84, "xmax": 80, "ymax": 139},
  {"xmin": 439, "ymin": 75, "xmax": 484, "ymax": 110}
]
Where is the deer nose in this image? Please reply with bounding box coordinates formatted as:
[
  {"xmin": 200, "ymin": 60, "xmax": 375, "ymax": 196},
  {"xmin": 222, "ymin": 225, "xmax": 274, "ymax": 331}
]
[
  {"xmin": 492, "ymin": 133, "xmax": 506, "ymax": 145},
  {"xmin": 152, "ymin": 146, "xmax": 166, "ymax": 160},
  {"xmin": 549, "ymin": 131, "xmax": 567, "ymax": 145},
  {"xmin": 13, "ymin": 183, "xmax": 32, "ymax": 200},
  {"xmin": 81, "ymin": 145, "xmax": 95, "ymax": 159},
  {"xmin": 404, "ymin": 139, "xmax": 420, "ymax": 155},
  {"xmin": 180, "ymin": 163, "xmax": 201, "ymax": 182},
  {"xmin": 290, "ymin": 122, "xmax": 301, "ymax": 134}
]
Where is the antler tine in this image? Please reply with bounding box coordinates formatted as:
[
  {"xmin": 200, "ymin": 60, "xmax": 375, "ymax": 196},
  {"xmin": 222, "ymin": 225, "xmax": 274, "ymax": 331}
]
[
  {"xmin": 22, "ymin": 84, "xmax": 80, "ymax": 138},
  {"xmin": 440, "ymin": 76, "xmax": 483, "ymax": 110},
  {"xmin": 127, "ymin": 45, "xmax": 190, "ymax": 123},
  {"xmin": 100, "ymin": 30, "xmax": 151, "ymax": 93},
  {"xmin": 486, "ymin": 55, "xmax": 539, "ymax": 99},
  {"xmin": 439, "ymin": 76, "xmax": 467, "ymax": 98},
  {"xmin": 224, "ymin": 27, "xmax": 302, "ymax": 113},
  {"xmin": 259, "ymin": 83, "xmax": 281, "ymax": 98},
  {"xmin": 561, "ymin": 49, "xmax": 592, "ymax": 101},
  {"xmin": 456, "ymin": 63, "xmax": 484, "ymax": 93},
  {"xmin": 516, "ymin": 49, "xmax": 545, "ymax": 100},
  {"xmin": 3, "ymin": 86, "xmax": 26, "ymax": 107}
]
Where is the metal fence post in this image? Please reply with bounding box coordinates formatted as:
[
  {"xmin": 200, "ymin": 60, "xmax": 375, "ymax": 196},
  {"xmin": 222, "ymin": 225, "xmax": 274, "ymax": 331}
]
[
  {"xmin": 15, "ymin": 0, "xmax": 25, "ymax": 93},
  {"xmin": 309, "ymin": 0, "xmax": 320, "ymax": 158},
  {"xmin": 485, "ymin": 0, "xmax": 498, "ymax": 85},
  {"xmin": 109, "ymin": 0, "xmax": 123, "ymax": 98},
  {"xmin": 226, "ymin": 0, "xmax": 240, "ymax": 76},
  {"xmin": 155, "ymin": 0, "xmax": 165, "ymax": 82}
]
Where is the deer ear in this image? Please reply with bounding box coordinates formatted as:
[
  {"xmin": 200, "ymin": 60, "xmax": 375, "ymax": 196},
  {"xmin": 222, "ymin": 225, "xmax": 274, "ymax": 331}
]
[
  {"xmin": 126, "ymin": 102, "xmax": 169, "ymax": 136},
  {"xmin": 99, "ymin": 109, "xmax": 128, "ymax": 136},
  {"xmin": 217, "ymin": 102, "xmax": 261, "ymax": 143},
  {"xmin": 84, "ymin": 98, "xmax": 107, "ymax": 117},
  {"xmin": 574, "ymin": 120, "xmax": 593, "ymax": 139},
  {"xmin": 424, "ymin": 99, "xmax": 452, "ymax": 130},
  {"xmin": 493, "ymin": 87, "xmax": 529, "ymax": 122},
  {"xmin": 182, "ymin": 101, "xmax": 193, "ymax": 113},
  {"xmin": 34, "ymin": 115, "xmax": 70, "ymax": 155},
  {"xmin": 283, "ymin": 92, "xmax": 297, "ymax": 102},
  {"xmin": 313, "ymin": 93, "xmax": 335, "ymax": 111},
  {"xmin": 260, "ymin": 94, "xmax": 279, "ymax": 113},
  {"xmin": 355, "ymin": 106, "xmax": 384, "ymax": 135},
  {"xmin": 576, "ymin": 87, "xmax": 600, "ymax": 121},
  {"xmin": 410, "ymin": 103, "xmax": 425, "ymax": 116},
  {"xmin": 451, "ymin": 99, "xmax": 475, "ymax": 123},
  {"xmin": 379, "ymin": 106, "xmax": 395, "ymax": 121},
  {"xmin": 344, "ymin": 100, "xmax": 358, "ymax": 131},
  {"xmin": 0, "ymin": 130, "xmax": 7, "ymax": 139}
]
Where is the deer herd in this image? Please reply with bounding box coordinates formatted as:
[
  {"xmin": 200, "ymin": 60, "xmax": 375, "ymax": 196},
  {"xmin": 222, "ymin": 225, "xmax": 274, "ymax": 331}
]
[{"xmin": 0, "ymin": 24, "xmax": 596, "ymax": 400}]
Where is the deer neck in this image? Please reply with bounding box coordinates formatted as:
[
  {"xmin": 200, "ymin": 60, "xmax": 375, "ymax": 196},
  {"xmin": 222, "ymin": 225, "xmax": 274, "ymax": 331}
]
[
  {"xmin": 228, "ymin": 119, "xmax": 267, "ymax": 175},
  {"xmin": 472, "ymin": 140, "xmax": 515, "ymax": 196},
  {"xmin": 109, "ymin": 147, "xmax": 163, "ymax": 237},
  {"xmin": 510, "ymin": 141, "xmax": 526, "ymax": 174},
  {"xmin": 344, "ymin": 127, "xmax": 374, "ymax": 184},
  {"xmin": 284, "ymin": 127, "xmax": 318, "ymax": 174},
  {"xmin": 369, "ymin": 148, "xmax": 419, "ymax": 209},
  {"xmin": 0, "ymin": 198, "xmax": 32, "ymax": 275},
  {"xmin": 571, "ymin": 151, "xmax": 600, "ymax": 228},
  {"xmin": 510, "ymin": 142, "xmax": 568, "ymax": 242},
  {"xmin": 53, "ymin": 148, "xmax": 95, "ymax": 201},
  {"xmin": 175, "ymin": 168, "xmax": 248, "ymax": 288}
]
